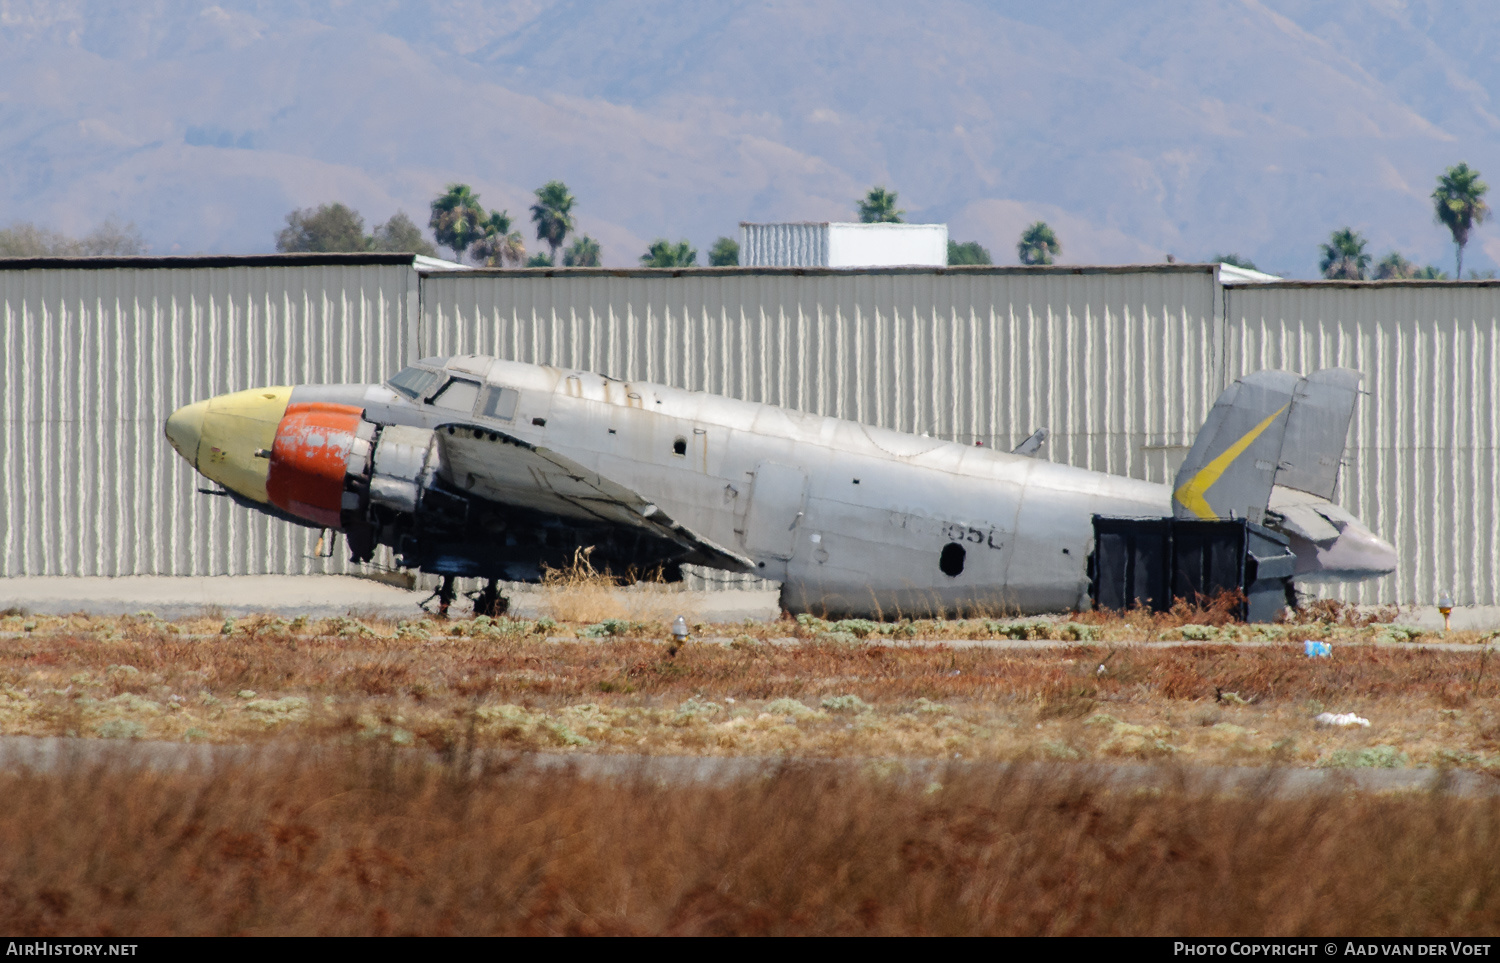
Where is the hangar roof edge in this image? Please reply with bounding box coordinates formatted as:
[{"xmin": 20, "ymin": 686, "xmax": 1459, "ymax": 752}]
[
  {"xmin": 0, "ymin": 252, "xmax": 417, "ymax": 271},
  {"xmin": 419, "ymin": 263, "xmax": 1221, "ymax": 279}
]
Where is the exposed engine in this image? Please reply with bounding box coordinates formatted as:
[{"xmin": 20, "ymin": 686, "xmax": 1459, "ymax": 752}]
[{"xmin": 260, "ymin": 403, "xmax": 685, "ymax": 585}]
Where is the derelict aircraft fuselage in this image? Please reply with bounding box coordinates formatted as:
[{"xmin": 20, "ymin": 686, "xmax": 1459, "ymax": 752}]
[{"xmin": 164, "ymin": 356, "xmax": 1397, "ymax": 617}]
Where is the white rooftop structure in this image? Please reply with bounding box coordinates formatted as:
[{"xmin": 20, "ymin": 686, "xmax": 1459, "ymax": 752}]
[
  {"xmin": 414, "ymin": 254, "xmax": 472, "ymax": 271},
  {"xmin": 740, "ymin": 221, "xmax": 948, "ymax": 268},
  {"xmin": 1217, "ymin": 262, "xmax": 1282, "ymax": 284}
]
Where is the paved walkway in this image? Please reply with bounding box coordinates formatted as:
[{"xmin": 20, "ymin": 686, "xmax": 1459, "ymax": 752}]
[
  {"xmin": 0, "ymin": 576, "xmax": 1493, "ymax": 632},
  {"xmin": 0, "ymin": 576, "xmax": 784, "ymax": 622}
]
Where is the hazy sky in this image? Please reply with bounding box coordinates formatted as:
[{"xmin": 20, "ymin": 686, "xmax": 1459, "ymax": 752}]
[{"xmin": 2, "ymin": 0, "xmax": 1497, "ymax": 275}]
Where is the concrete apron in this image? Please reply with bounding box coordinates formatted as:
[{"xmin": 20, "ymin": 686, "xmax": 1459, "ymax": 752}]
[
  {"xmin": 0, "ymin": 577, "xmax": 1493, "ymax": 632},
  {"xmin": 0, "ymin": 575, "xmax": 784, "ymax": 622}
]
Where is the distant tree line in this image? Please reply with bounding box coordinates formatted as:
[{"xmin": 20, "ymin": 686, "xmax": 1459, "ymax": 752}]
[
  {"xmin": 269, "ymin": 167, "xmax": 1472, "ymax": 280},
  {"xmin": 270, "ymin": 182, "xmax": 1076, "ymax": 271},
  {"xmin": 43, "ymin": 162, "xmax": 1490, "ymax": 278},
  {"xmin": 1307, "ymin": 164, "xmax": 1489, "ymax": 280},
  {"xmin": 0, "ymin": 218, "xmax": 146, "ymax": 257},
  {"xmin": 275, "ymin": 180, "xmax": 740, "ymax": 269},
  {"xmin": 276, "ymin": 204, "xmax": 435, "ymax": 257},
  {"xmin": 854, "ymin": 186, "xmax": 1047, "ymax": 267}
]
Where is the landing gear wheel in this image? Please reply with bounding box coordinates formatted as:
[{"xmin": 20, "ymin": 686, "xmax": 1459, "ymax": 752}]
[
  {"xmin": 436, "ymin": 575, "xmax": 456, "ymax": 618},
  {"xmin": 473, "ymin": 579, "xmax": 509, "ymax": 618}
]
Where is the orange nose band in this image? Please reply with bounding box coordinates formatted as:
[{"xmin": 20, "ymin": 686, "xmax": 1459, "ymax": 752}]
[{"xmin": 265, "ymin": 403, "xmax": 364, "ymax": 528}]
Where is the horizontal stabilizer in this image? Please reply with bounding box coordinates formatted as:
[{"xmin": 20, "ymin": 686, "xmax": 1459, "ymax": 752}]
[
  {"xmin": 1011, "ymin": 428, "xmax": 1048, "ymax": 457},
  {"xmin": 1173, "ymin": 368, "xmax": 1362, "ymax": 523}
]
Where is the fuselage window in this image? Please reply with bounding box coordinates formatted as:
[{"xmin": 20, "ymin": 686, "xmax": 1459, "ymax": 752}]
[
  {"xmin": 479, "ymin": 385, "xmax": 520, "ymax": 422},
  {"xmin": 387, "ymin": 366, "xmax": 441, "ymax": 400},
  {"xmin": 429, "ymin": 377, "xmax": 482, "ymax": 413}
]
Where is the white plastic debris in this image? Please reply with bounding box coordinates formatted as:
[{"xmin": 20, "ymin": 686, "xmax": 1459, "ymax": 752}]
[{"xmin": 1315, "ymin": 712, "xmax": 1370, "ymax": 727}]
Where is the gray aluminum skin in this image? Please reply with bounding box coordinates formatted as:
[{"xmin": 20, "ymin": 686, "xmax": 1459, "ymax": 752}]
[
  {"xmin": 1168, "ymin": 366, "xmax": 1394, "ymax": 585},
  {"xmin": 164, "ymin": 352, "xmax": 1392, "ymax": 615},
  {"xmin": 1170, "ymin": 368, "xmax": 1362, "ymax": 524},
  {"xmin": 349, "ymin": 356, "xmax": 1395, "ymax": 617}
]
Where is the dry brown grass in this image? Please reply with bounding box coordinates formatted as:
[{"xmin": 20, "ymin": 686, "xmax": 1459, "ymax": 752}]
[
  {"xmin": 1076, "ymin": 591, "xmax": 1403, "ymax": 633},
  {"xmin": 1, "ymin": 752, "xmax": 1497, "ymax": 935},
  {"xmin": 0, "ymin": 610, "xmax": 1495, "ymax": 768},
  {"xmin": 1, "ymin": 600, "xmax": 1495, "ymax": 935},
  {"xmin": 1079, "ymin": 588, "xmax": 1252, "ymax": 628},
  {"xmin": 532, "ymin": 556, "xmax": 699, "ymax": 625}
]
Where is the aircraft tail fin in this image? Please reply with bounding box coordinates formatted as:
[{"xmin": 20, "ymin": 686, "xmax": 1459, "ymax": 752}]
[{"xmin": 1173, "ymin": 368, "xmax": 1361, "ymax": 523}]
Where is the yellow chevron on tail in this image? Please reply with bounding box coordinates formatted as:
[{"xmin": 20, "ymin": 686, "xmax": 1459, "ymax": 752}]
[{"xmin": 1172, "ymin": 405, "xmax": 1288, "ymax": 520}]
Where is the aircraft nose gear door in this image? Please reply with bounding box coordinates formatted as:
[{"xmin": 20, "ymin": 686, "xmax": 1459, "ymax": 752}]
[{"xmin": 743, "ymin": 461, "xmax": 808, "ymax": 560}]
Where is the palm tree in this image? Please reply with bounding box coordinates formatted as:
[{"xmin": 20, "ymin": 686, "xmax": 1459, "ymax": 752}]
[
  {"xmin": 469, "ymin": 210, "xmax": 526, "ymax": 267},
  {"xmin": 640, "ymin": 239, "xmax": 697, "ymax": 267},
  {"xmin": 858, "ymin": 187, "xmax": 904, "ymax": 223},
  {"xmin": 563, "ymin": 235, "xmax": 601, "ymax": 267},
  {"xmin": 1017, "ymin": 222, "xmax": 1061, "ymax": 265},
  {"xmin": 531, "ymin": 181, "xmax": 576, "ymax": 263},
  {"xmin": 1433, "ymin": 163, "xmax": 1489, "ymax": 278},
  {"xmin": 429, "ymin": 185, "xmax": 489, "ymax": 263},
  {"xmin": 1319, "ymin": 228, "xmax": 1370, "ymax": 279},
  {"xmin": 1374, "ymin": 251, "xmax": 1416, "ymax": 280}
]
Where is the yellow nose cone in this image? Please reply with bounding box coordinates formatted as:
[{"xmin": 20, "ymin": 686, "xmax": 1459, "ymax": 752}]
[
  {"xmin": 165, "ymin": 386, "xmax": 293, "ymax": 504},
  {"xmin": 165, "ymin": 399, "xmax": 209, "ymax": 467}
]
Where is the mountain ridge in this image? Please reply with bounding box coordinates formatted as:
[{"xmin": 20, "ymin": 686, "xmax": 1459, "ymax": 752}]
[{"xmin": 1, "ymin": 0, "xmax": 1495, "ymax": 275}]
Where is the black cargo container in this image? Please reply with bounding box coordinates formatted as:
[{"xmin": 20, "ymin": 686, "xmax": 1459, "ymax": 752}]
[{"xmin": 1090, "ymin": 516, "xmax": 1297, "ymax": 623}]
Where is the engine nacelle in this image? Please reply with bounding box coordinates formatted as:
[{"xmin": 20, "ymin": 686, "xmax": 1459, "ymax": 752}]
[
  {"xmin": 265, "ymin": 402, "xmax": 365, "ymax": 528},
  {"xmin": 365, "ymin": 425, "xmax": 441, "ymax": 513}
]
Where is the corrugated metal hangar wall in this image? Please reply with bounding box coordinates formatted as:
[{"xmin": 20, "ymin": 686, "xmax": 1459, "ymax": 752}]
[
  {"xmin": 1224, "ymin": 281, "xmax": 1500, "ymax": 607},
  {"xmin": 0, "ymin": 254, "xmax": 416, "ymax": 577},
  {"xmin": 1, "ymin": 253, "xmax": 1495, "ymax": 607},
  {"xmin": 420, "ymin": 265, "xmax": 1221, "ymax": 486}
]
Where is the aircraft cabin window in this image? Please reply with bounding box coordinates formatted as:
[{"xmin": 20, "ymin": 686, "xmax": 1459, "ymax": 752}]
[
  {"xmin": 479, "ymin": 386, "xmax": 520, "ymax": 421},
  {"xmin": 429, "ymin": 378, "xmax": 481, "ymax": 413},
  {"xmin": 387, "ymin": 366, "xmax": 441, "ymax": 400}
]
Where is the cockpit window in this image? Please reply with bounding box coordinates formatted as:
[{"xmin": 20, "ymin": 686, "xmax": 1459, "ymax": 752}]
[
  {"xmin": 478, "ymin": 385, "xmax": 520, "ymax": 421},
  {"xmin": 387, "ymin": 366, "xmax": 442, "ymax": 400},
  {"xmin": 429, "ymin": 377, "xmax": 481, "ymax": 413}
]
